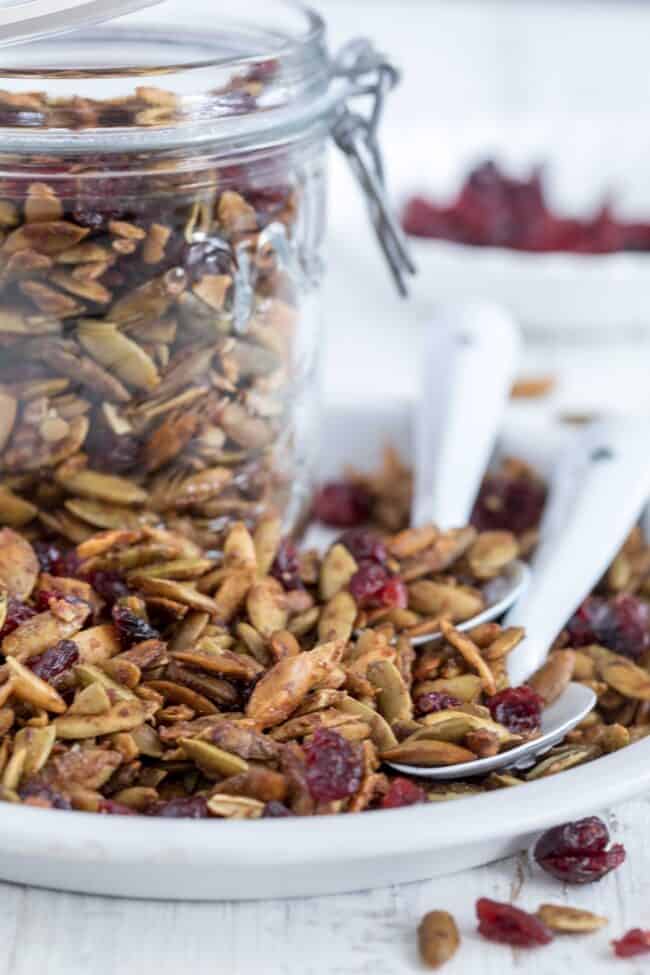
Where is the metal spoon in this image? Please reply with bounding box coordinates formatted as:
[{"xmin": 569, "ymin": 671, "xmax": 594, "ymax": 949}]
[
  {"xmin": 408, "ymin": 300, "xmax": 528, "ymax": 647},
  {"xmin": 389, "ymin": 418, "xmax": 650, "ymax": 779}
]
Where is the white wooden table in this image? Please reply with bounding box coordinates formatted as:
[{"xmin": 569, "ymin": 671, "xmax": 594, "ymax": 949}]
[{"xmin": 0, "ymin": 797, "xmax": 642, "ymax": 974}]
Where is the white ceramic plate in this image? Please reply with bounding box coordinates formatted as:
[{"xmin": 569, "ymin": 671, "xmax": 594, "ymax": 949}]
[{"xmin": 2, "ymin": 401, "xmax": 648, "ymax": 901}]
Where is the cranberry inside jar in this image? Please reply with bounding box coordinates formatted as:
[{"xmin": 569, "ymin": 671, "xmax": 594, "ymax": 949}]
[{"xmin": 0, "ymin": 1, "xmax": 345, "ymax": 551}]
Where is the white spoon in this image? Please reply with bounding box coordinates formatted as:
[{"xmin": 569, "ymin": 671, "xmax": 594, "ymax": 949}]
[
  {"xmin": 409, "ymin": 300, "xmax": 528, "ymax": 647},
  {"xmin": 389, "ymin": 417, "xmax": 650, "ymax": 779}
]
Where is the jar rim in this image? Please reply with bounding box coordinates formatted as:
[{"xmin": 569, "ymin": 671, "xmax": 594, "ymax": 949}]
[{"xmin": 0, "ymin": 0, "xmax": 339, "ymax": 154}]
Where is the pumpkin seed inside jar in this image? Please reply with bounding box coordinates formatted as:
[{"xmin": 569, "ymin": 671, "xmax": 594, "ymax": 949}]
[{"xmin": 0, "ymin": 0, "xmax": 352, "ymax": 551}]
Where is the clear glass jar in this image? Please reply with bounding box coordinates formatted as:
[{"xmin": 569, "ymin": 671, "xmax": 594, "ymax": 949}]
[{"xmin": 0, "ymin": 0, "xmax": 405, "ymax": 552}]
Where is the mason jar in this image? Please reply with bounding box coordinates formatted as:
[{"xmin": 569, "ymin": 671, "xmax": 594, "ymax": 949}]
[{"xmin": 0, "ymin": 0, "xmax": 411, "ymax": 552}]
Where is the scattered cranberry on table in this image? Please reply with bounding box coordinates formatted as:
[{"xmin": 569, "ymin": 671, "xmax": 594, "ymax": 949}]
[
  {"xmin": 612, "ymin": 929, "xmax": 650, "ymax": 958},
  {"xmin": 534, "ymin": 816, "xmax": 626, "ymax": 884},
  {"xmin": 476, "ymin": 897, "xmax": 554, "ymax": 947},
  {"xmin": 402, "ymin": 159, "xmax": 650, "ymax": 254}
]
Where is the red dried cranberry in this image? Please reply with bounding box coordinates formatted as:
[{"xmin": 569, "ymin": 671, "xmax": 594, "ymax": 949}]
[
  {"xmin": 304, "ymin": 728, "xmax": 362, "ymax": 802},
  {"xmin": 18, "ymin": 780, "xmax": 72, "ymax": 810},
  {"xmin": 380, "ymin": 777, "xmax": 426, "ymax": 809},
  {"xmin": 471, "ymin": 474, "xmax": 547, "ymax": 535},
  {"xmin": 33, "ymin": 541, "xmax": 80, "ymax": 577},
  {"xmin": 348, "ymin": 561, "xmax": 390, "ymax": 608},
  {"xmin": 487, "ymin": 685, "xmax": 543, "ymax": 735},
  {"xmin": 0, "ymin": 597, "xmax": 36, "ymax": 640},
  {"xmin": 112, "ymin": 605, "xmax": 159, "ymax": 649},
  {"xmin": 338, "ymin": 529, "xmax": 387, "ymax": 565},
  {"xmin": 34, "ymin": 590, "xmax": 58, "ymax": 612},
  {"xmin": 262, "ymin": 800, "xmax": 292, "ymax": 818},
  {"xmin": 415, "ymin": 692, "xmax": 462, "ymax": 716},
  {"xmin": 377, "ymin": 576, "xmax": 408, "ymax": 609},
  {"xmin": 476, "ymin": 898, "xmax": 553, "ymax": 947},
  {"xmin": 27, "ymin": 639, "xmax": 79, "ymax": 683},
  {"xmin": 567, "ymin": 594, "xmax": 650, "ymax": 660},
  {"xmin": 86, "ymin": 570, "xmax": 128, "ymax": 605},
  {"xmin": 270, "ymin": 538, "xmax": 303, "ymax": 591},
  {"xmin": 402, "ymin": 159, "xmax": 650, "ymax": 255},
  {"xmin": 146, "ymin": 797, "xmax": 209, "ymax": 818},
  {"xmin": 612, "ymin": 929, "xmax": 650, "ymax": 958},
  {"xmin": 98, "ymin": 799, "xmax": 138, "ymax": 816},
  {"xmin": 534, "ymin": 816, "xmax": 626, "ymax": 883},
  {"xmin": 313, "ymin": 481, "xmax": 372, "ymax": 527}
]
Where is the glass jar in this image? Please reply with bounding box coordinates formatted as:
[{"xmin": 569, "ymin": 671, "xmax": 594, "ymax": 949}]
[{"xmin": 0, "ymin": 0, "xmax": 410, "ymax": 552}]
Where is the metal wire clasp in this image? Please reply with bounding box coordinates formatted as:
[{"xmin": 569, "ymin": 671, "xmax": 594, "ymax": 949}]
[{"xmin": 331, "ymin": 39, "xmax": 416, "ymax": 297}]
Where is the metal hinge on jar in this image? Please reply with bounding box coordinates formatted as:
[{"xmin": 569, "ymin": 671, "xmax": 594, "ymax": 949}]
[{"xmin": 331, "ymin": 39, "xmax": 416, "ymax": 297}]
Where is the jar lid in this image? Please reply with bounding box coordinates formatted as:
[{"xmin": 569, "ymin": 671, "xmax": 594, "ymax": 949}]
[{"xmin": 0, "ymin": 0, "xmax": 159, "ymax": 47}]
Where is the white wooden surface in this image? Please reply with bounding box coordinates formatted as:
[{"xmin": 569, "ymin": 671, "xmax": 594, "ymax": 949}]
[{"xmin": 0, "ymin": 797, "xmax": 643, "ymax": 974}]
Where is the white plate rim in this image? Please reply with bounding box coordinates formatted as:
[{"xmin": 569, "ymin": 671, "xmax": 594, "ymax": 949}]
[{"xmin": 4, "ymin": 735, "xmax": 650, "ymax": 868}]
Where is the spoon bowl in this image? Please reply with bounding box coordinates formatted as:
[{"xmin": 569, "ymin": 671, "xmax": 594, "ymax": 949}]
[{"xmin": 388, "ymin": 682, "xmax": 596, "ymax": 780}]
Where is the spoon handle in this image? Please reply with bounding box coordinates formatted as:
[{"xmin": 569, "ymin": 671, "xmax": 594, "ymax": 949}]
[
  {"xmin": 506, "ymin": 418, "xmax": 650, "ymax": 686},
  {"xmin": 411, "ymin": 301, "xmax": 519, "ymax": 529}
]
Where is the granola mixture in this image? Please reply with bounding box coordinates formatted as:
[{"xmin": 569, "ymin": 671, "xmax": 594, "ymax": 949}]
[
  {"xmin": 0, "ymin": 65, "xmax": 322, "ymax": 553},
  {"xmin": 0, "ymin": 441, "xmax": 647, "ymax": 818}
]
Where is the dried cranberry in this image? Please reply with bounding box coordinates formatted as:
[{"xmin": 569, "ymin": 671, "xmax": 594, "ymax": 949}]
[
  {"xmin": 377, "ymin": 576, "xmax": 408, "ymax": 609},
  {"xmin": 348, "ymin": 561, "xmax": 390, "ymax": 608},
  {"xmin": 380, "ymin": 777, "xmax": 426, "ymax": 809},
  {"xmin": 567, "ymin": 594, "xmax": 650, "ymax": 659},
  {"xmin": 471, "ymin": 474, "xmax": 547, "ymax": 534},
  {"xmin": 112, "ymin": 605, "xmax": 160, "ymax": 649},
  {"xmin": 313, "ymin": 481, "xmax": 372, "ymax": 527},
  {"xmin": 18, "ymin": 780, "xmax": 71, "ymax": 810},
  {"xmin": 476, "ymin": 898, "xmax": 553, "ymax": 947},
  {"xmin": 534, "ymin": 816, "xmax": 626, "ymax": 883},
  {"xmin": 262, "ymin": 800, "xmax": 292, "ymax": 818},
  {"xmin": 402, "ymin": 159, "xmax": 650, "ymax": 255},
  {"xmin": 487, "ymin": 685, "xmax": 543, "ymax": 735},
  {"xmin": 415, "ymin": 692, "xmax": 462, "ymax": 716},
  {"xmin": 304, "ymin": 728, "xmax": 362, "ymax": 802},
  {"xmin": 612, "ymin": 929, "xmax": 650, "ymax": 958},
  {"xmin": 98, "ymin": 799, "xmax": 138, "ymax": 816},
  {"xmin": 146, "ymin": 797, "xmax": 209, "ymax": 818},
  {"xmin": 86, "ymin": 570, "xmax": 128, "ymax": 605},
  {"xmin": 27, "ymin": 639, "xmax": 79, "ymax": 683},
  {"xmin": 0, "ymin": 597, "xmax": 36, "ymax": 640},
  {"xmin": 338, "ymin": 529, "xmax": 387, "ymax": 565},
  {"xmin": 33, "ymin": 590, "xmax": 58, "ymax": 612},
  {"xmin": 270, "ymin": 539, "xmax": 303, "ymax": 591},
  {"xmin": 33, "ymin": 540, "xmax": 79, "ymax": 577}
]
